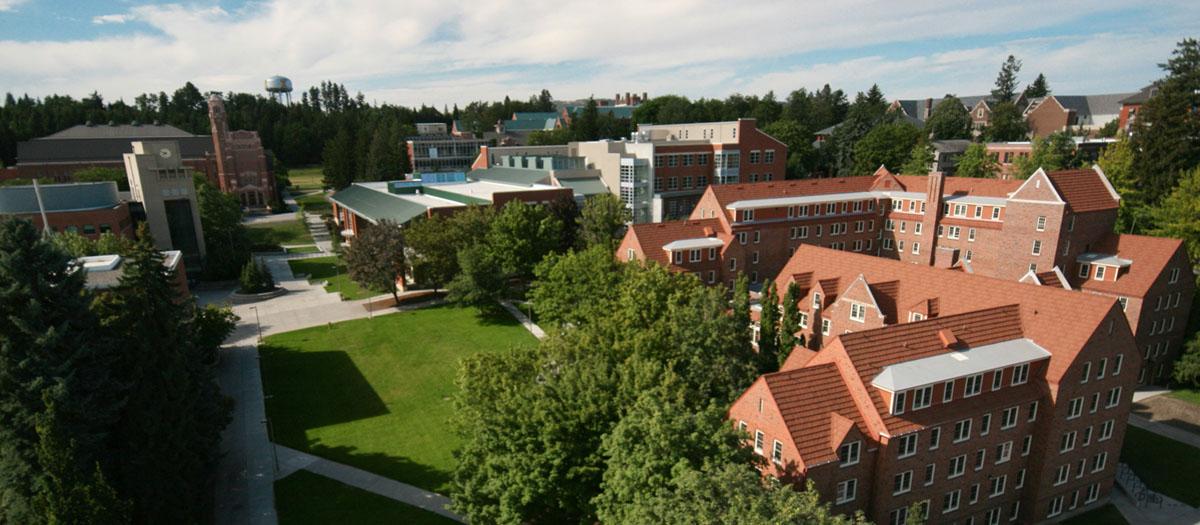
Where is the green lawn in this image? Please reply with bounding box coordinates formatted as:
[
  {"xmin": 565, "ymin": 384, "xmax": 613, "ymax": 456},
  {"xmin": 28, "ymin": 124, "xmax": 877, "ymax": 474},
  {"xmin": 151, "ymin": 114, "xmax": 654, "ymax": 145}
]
[
  {"xmin": 286, "ymin": 256, "xmax": 380, "ymax": 300},
  {"xmin": 246, "ymin": 218, "xmax": 312, "ymax": 250},
  {"xmin": 294, "ymin": 191, "xmax": 332, "ymax": 214},
  {"xmin": 1121, "ymin": 426, "xmax": 1200, "ymax": 506},
  {"xmin": 284, "ymin": 245, "xmax": 321, "ymax": 254},
  {"xmin": 1060, "ymin": 504, "xmax": 1128, "ymax": 525},
  {"xmin": 1169, "ymin": 388, "xmax": 1200, "ymax": 406},
  {"xmin": 260, "ymin": 305, "xmax": 536, "ymax": 492},
  {"xmin": 275, "ymin": 470, "xmax": 457, "ymax": 525},
  {"xmin": 289, "ymin": 167, "xmax": 325, "ymax": 192}
]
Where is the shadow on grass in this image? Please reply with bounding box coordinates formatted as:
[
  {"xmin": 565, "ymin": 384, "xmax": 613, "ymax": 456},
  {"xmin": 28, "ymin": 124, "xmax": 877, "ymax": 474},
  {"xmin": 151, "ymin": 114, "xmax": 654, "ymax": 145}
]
[
  {"xmin": 260, "ymin": 345, "xmax": 390, "ymax": 440},
  {"xmin": 301, "ymin": 440, "xmax": 455, "ymax": 495},
  {"xmin": 473, "ymin": 305, "xmax": 521, "ymax": 327}
]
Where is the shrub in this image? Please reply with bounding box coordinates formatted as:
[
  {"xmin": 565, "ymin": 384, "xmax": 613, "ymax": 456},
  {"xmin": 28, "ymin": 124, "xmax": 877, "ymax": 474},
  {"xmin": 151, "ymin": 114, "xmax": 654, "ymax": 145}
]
[{"xmin": 238, "ymin": 260, "xmax": 276, "ymax": 293}]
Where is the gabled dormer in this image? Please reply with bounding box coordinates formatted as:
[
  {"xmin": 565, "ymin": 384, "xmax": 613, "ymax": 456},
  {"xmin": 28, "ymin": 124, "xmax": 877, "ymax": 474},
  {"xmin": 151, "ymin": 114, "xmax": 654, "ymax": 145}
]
[
  {"xmin": 826, "ymin": 274, "xmax": 887, "ymax": 333},
  {"xmin": 1075, "ymin": 253, "xmax": 1132, "ymax": 283}
]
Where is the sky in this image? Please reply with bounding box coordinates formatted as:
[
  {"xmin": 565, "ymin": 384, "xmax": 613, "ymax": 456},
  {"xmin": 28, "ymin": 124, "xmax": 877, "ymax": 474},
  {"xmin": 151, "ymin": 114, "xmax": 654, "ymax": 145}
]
[{"xmin": 0, "ymin": 1, "xmax": 1197, "ymax": 108}]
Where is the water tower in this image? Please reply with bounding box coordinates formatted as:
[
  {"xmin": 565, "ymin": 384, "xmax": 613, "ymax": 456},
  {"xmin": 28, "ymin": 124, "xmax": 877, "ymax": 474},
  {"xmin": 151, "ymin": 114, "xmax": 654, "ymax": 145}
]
[{"xmin": 265, "ymin": 75, "xmax": 293, "ymax": 104}]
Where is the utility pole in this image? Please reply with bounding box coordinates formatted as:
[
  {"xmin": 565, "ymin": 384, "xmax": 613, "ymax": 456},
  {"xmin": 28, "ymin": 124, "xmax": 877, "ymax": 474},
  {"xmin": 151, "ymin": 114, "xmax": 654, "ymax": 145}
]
[{"xmin": 32, "ymin": 178, "xmax": 51, "ymax": 238}]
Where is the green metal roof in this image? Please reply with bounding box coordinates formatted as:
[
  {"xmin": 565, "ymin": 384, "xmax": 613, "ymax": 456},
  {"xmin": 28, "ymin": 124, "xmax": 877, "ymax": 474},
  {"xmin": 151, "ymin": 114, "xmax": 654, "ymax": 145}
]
[
  {"xmin": 503, "ymin": 118, "xmax": 557, "ymax": 131},
  {"xmin": 469, "ymin": 167, "xmax": 550, "ymax": 186},
  {"xmin": 566, "ymin": 105, "xmax": 636, "ymax": 119},
  {"xmin": 511, "ymin": 112, "xmax": 560, "ymax": 121},
  {"xmin": 329, "ymin": 185, "xmax": 433, "ymax": 225},
  {"xmin": 0, "ymin": 182, "xmax": 121, "ymax": 214},
  {"xmin": 558, "ymin": 177, "xmax": 609, "ymax": 196}
]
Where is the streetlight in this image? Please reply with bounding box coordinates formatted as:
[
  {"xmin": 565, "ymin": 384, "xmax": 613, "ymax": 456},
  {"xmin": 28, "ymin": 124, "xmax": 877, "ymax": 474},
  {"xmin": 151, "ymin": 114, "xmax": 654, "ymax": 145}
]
[{"xmin": 249, "ymin": 305, "xmax": 263, "ymax": 343}]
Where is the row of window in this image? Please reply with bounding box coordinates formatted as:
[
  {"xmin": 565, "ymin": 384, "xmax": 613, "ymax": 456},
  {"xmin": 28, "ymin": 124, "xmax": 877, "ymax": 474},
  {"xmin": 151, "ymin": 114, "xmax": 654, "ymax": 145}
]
[
  {"xmin": 1052, "ymin": 452, "xmax": 1109, "ymax": 486},
  {"xmin": 740, "ymin": 422, "xmax": 786, "ymax": 465},
  {"xmin": 1047, "ymin": 483, "xmax": 1102, "ymax": 518},
  {"xmin": 1060, "ymin": 419, "xmax": 1117, "ymax": 454},
  {"xmin": 654, "ymin": 153, "xmax": 710, "ymax": 167},
  {"xmin": 1079, "ymin": 355, "xmax": 1124, "ymax": 385},
  {"xmin": 48, "ymin": 223, "xmax": 115, "ymax": 235},
  {"xmin": 943, "ymin": 202, "xmax": 1004, "ymax": 221},
  {"xmin": 890, "ymin": 365, "xmax": 1031, "ymax": 416},
  {"xmin": 670, "ymin": 247, "xmax": 720, "ymax": 264}
]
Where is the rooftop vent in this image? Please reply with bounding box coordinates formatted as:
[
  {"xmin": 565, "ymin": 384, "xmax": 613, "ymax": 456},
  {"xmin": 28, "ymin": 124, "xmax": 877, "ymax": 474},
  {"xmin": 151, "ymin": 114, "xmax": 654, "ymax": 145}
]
[{"xmin": 938, "ymin": 329, "xmax": 959, "ymax": 349}]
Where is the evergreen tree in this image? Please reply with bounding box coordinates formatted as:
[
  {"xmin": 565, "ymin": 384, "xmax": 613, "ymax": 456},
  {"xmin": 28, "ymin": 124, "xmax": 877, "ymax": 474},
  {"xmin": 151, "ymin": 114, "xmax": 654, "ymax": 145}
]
[
  {"xmin": 763, "ymin": 119, "xmax": 816, "ymax": 178},
  {"xmin": 990, "ymin": 55, "xmax": 1023, "ymax": 103},
  {"xmin": 1131, "ymin": 38, "xmax": 1200, "ymax": 204},
  {"xmin": 955, "ymin": 143, "xmax": 999, "ymax": 179},
  {"xmin": 1022, "ymin": 73, "xmax": 1050, "ymax": 99},
  {"xmin": 732, "ymin": 273, "xmax": 751, "ymax": 347},
  {"xmin": 924, "ymin": 96, "xmax": 972, "ymax": 140},
  {"xmin": 982, "ymin": 102, "xmax": 1028, "ymax": 142},
  {"xmin": 757, "ymin": 281, "xmax": 780, "ymax": 373},
  {"xmin": 0, "ymin": 218, "xmax": 112, "ymax": 523},
  {"xmin": 33, "ymin": 395, "xmax": 130, "ymax": 524},
  {"xmin": 322, "ymin": 127, "xmax": 355, "ymax": 189},
  {"xmin": 778, "ymin": 281, "xmax": 801, "ymax": 366},
  {"xmin": 194, "ymin": 175, "xmax": 251, "ymax": 279}
]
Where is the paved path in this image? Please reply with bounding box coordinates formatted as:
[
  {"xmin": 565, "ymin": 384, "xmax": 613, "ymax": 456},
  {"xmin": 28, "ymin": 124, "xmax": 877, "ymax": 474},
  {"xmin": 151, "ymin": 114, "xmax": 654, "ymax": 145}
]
[
  {"xmin": 1133, "ymin": 387, "xmax": 1171, "ymax": 403},
  {"xmin": 274, "ymin": 445, "xmax": 464, "ymax": 523},
  {"xmin": 1112, "ymin": 488, "xmax": 1200, "ymax": 525},
  {"xmin": 1129, "ymin": 414, "xmax": 1200, "ymax": 449},
  {"xmin": 500, "ymin": 300, "xmax": 545, "ymax": 339}
]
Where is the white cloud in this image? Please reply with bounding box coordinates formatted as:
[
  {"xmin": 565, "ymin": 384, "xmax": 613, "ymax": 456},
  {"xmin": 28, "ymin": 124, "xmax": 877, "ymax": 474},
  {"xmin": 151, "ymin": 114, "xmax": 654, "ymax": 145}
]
[
  {"xmin": 0, "ymin": 0, "xmax": 28, "ymax": 12},
  {"xmin": 92, "ymin": 14, "xmax": 133, "ymax": 25},
  {"xmin": 0, "ymin": 0, "xmax": 1196, "ymax": 106}
]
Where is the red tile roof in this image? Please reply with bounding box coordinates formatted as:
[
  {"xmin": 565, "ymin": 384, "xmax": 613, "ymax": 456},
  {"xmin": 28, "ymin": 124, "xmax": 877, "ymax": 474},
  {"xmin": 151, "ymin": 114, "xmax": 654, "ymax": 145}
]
[
  {"xmin": 1045, "ymin": 169, "xmax": 1119, "ymax": 212},
  {"xmin": 707, "ymin": 176, "xmax": 878, "ymax": 207},
  {"xmin": 762, "ymin": 363, "xmax": 867, "ymax": 465},
  {"xmin": 626, "ymin": 218, "xmax": 724, "ymax": 267},
  {"xmin": 1077, "ymin": 233, "xmax": 1187, "ymax": 297},
  {"xmin": 894, "ymin": 175, "xmax": 1021, "ymax": 198}
]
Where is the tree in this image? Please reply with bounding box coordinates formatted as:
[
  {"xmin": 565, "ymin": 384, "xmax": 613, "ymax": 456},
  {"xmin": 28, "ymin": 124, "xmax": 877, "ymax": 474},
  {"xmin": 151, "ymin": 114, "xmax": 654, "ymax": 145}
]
[
  {"xmin": 487, "ymin": 200, "xmax": 563, "ymax": 280},
  {"xmin": 852, "ymin": 121, "xmax": 922, "ymax": 174},
  {"xmin": 1097, "ymin": 138, "xmax": 1143, "ymax": 233},
  {"xmin": 322, "ymin": 127, "xmax": 355, "ymax": 189},
  {"xmin": 194, "ymin": 174, "xmax": 251, "ymax": 279},
  {"xmin": 33, "ymin": 396, "xmax": 130, "ymax": 524},
  {"xmin": 777, "ymin": 282, "xmax": 801, "ymax": 365},
  {"xmin": 343, "ymin": 219, "xmax": 406, "ymax": 304},
  {"xmin": 900, "ymin": 141, "xmax": 934, "ymax": 174},
  {"xmin": 446, "ymin": 242, "xmax": 507, "ymax": 308},
  {"xmin": 1022, "ymin": 73, "xmax": 1050, "ymax": 99},
  {"xmin": 529, "ymin": 245, "xmax": 625, "ymax": 329},
  {"xmin": 1014, "ymin": 132, "xmax": 1076, "ymax": 178},
  {"xmin": 579, "ymin": 194, "xmax": 631, "ymax": 251},
  {"xmin": 1173, "ymin": 332, "xmax": 1200, "ymax": 387},
  {"xmin": 1131, "ymin": 38, "xmax": 1200, "ymax": 204},
  {"xmin": 991, "ymin": 55, "xmax": 1022, "ymax": 103},
  {"xmin": 572, "ymin": 98, "xmax": 601, "ymax": 141},
  {"xmin": 238, "ymin": 259, "xmax": 275, "ymax": 294},
  {"xmin": 732, "ymin": 273, "xmax": 751, "ymax": 343},
  {"xmin": 527, "ymin": 128, "xmax": 572, "ymax": 145},
  {"xmin": 1149, "ymin": 166, "xmax": 1200, "ymax": 262},
  {"xmin": 405, "ymin": 206, "xmax": 494, "ymax": 290},
  {"xmin": 72, "ymin": 167, "xmax": 129, "ymax": 191},
  {"xmin": 955, "ymin": 143, "xmax": 999, "ymax": 179},
  {"xmin": 757, "ymin": 281, "xmax": 780, "ymax": 373},
  {"xmin": 924, "ymin": 96, "xmax": 972, "ymax": 140},
  {"xmin": 762, "ymin": 119, "xmax": 816, "ymax": 178},
  {"xmin": 0, "ymin": 218, "xmax": 113, "ymax": 523},
  {"xmin": 982, "ymin": 102, "xmax": 1028, "ymax": 142}
]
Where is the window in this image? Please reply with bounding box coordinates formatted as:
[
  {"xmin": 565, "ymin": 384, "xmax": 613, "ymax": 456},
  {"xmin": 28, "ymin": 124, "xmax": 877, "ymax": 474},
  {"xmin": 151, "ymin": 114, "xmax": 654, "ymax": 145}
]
[
  {"xmin": 1106, "ymin": 387, "xmax": 1122, "ymax": 408},
  {"xmin": 965, "ymin": 250, "xmax": 973, "ymax": 262},
  {"xmin": 812, "ymin": 292, "xmax": 822, "ymax": 309},
  {"xmin": 889, "ymin": 507, "xmax": 908, "ymax": 525},
  {"xmin": 708, "ymin": 247, "xmax": 718, "ymax": 260},
  {"xmin": 1036, "ymin": 216, "xmax": 1046, "ymax": 231},
  {"xmin": 737, "ymin": 232, "xmax": 747, "ymax": 245},
  {"xmin": 1170, "ymin": 267, "xmax": 1181, "ymax": 283},
  {"xmin": 1028, "ymin": 401, "xmax": 1038, "ymax": 422},
  {"xmin": 741, "ymin": 210, "xmax": 754, "ymax": 222},
  {"xmin": 989, "ymin": 474, "xmax": 1006, "ymax": 497},
  {"xmin": 1068, "ymin": 397, "xmax": 1083, "ymax": 419},
  {"xmin": 992, "ymin": 206, "xmax": 1001, "ymax": 220},
  {"xmin": 764, "ymin": 150, "xmax": 775, "ymax": 163},
  {"xmin": 892, "ymin": 391, "xmax": 907, "ymax": 415},
  {"xmin": 924, "ymin": 463, "xmax": 936, "ymax": 485},
  {"xmin": 996, "ymin": 441, "xmax": 1013, "ymax": 464},
  {"xmin": 707, "ymin": 271, "xmax": 715, "ymax": 284},
  {"xmin": 974, "ymin": 205, "xmax": 983, "ymax": 218},
  {"xmin": 1012, "ymin": 363, "xmax": 1029, "ymax": 385},
  {"xmin": 689, "ymin": 249, "xmax": 701, "ymax": 262},
  {"xmin": 836, "ymin": 479, "xmax": 857, "ymax": 504},
  {"xmin": 1081, "ymin": 361, "xmax": 1092, "ymax": 384},
  {"xmin": 1001, "ymin": 406, "xmax": 1018, "ymax": 429},
  {"xmin": 929, "ymin": 427, "xmax": 941, "ymax": 450},
  {"xmin": 1093, "ymin": 451, "xmax": 1108, "ymax": 472},
  {"xmin": 948, "ymin": 455, "xmax": 966, "ymax": 478},
  {"xmin": 1098, "ymin": 358, "xmax": 1108, "ymax": 379},
  {"xmin": 968, "ymin": 227, "xmax": 976, "ymax": 242},
  {"xmin": 912, "ymin": 242, "xmax": 920, "ymax": 255},
  {"xmin": 914, "ymin": 222, "xmax": 923, "ymax": 235},
  {"xmin": 943, "ymin": 489, "xmax": 961, "ymax": 513},
  {"xmin": 751, "ymin": 251, "xmax": 759, "ymax": 264},
  {"xmin": 753, "ymin": 230, "xmax": 761, "ymax": 244},
  {"xmin": 1054, "ymin": 464, "xmax": 1069, "ymax": 486},
  {"xmin": 948, "ymin": 226, "xmax": 961, "ymax": 239},
  {"xmin": 1095, "ymin": 265, "xmax": 1107, "ymax": 280},
  {"xmin": 1031, "ymin": 240, "xmax": 1042, "ymax": 256},
  {"xmin": 838, "ymin": 441, "xmax": 861, "ymax": 466},
  {"xmin": 1060, "ymin": 431, "xmax": 1077, "ymax": 453},
  {"xmin": 1016, "ymin": 469, "xmax": 1026, "ymax": 489},
  {"xmin": 969, "ymin": 483, "xmax": 980, "ymax": 504},
  {"xmin": 1114, "ymin": 354, "xmax": 1124, "ymax": 375},
  {"xmin": 821, "ymin": 319, "xmax": 831, "ymax": 336},
  {"xmin": 964, "ymin": 374, "xmax": 983, "ymax": 397},
  {"xmin": 981, "ymin": 414, "xmax": 991, "ymax": 436},
  {"xmin": 754, "ymin": 431, "xmax": 764, "ymax": 454},
  {"xmin": 1047, "ymin": 496, "xmax": 1064, "ymax": 518},
  {"xmin": 1009, "ymin": 502, "xmax": 1021, "ymax": 522},
  {"xmin": 943, "ymin": 380, "xmax": 955, "ymax": 402},
  {"xmin": 911, "ymin": 386, "xmax": 934, "ymax": 410},
  {"xmin": 898, "ymin": 434, "xmax": 918, "ymax": 458},
  {"xmin": 1090, "ymin": 393, "xmax": 1100, "ymax": 414},
  {"xmin": 729, "ymin": 258, "xmax": 737, "ymax": 270},
  {"xmin": 992, "ymin": 370, "xmax": 1003, "ymax": 390},
  {"xmin": 798, "ymin": 311, "xmax": 808, "ymax": 328},
  {"xmin": 626, "ymin": 248, "xmax": 635, "ymax": 260},
  {"xmin": 673, "ymin": 251, "xmax": 684, "ymax": 264},
  {"xmin": 1078, "ymin": 263, "xmax": 1091, "ymax": 278},
  {"xmin": 975, "ymin": 448, "xmax": 986, "ymax": 470},
  {"xmin": 954, "ymin": 419, "xmax": 972, "ymax": 442},
  {"xmin": 1100, "ymin": 420, "xmax": 1114, "ymax": 441},
  {"xmin": 1022, "ymin": 435, "xmax": 1032, "ymax": 456},
  {"xmin": 850, "ymin": 302, "xmax": 866, "ymax": 322},
  {"xmin": 893, "ymin": 470, "xmax": 913, "ymax": 495}
]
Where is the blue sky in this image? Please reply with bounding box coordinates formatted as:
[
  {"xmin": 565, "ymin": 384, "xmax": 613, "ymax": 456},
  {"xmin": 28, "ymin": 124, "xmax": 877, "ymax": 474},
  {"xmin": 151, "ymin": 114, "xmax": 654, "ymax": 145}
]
[{"xmin": 0, "ymin": 1, "xmax": 1196, "ymax": 107}]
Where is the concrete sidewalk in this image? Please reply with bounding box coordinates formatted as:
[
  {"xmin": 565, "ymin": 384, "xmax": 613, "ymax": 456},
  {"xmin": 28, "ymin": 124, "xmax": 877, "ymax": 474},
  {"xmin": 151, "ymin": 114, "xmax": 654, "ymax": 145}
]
[
  {"xmin": 275, "ymin": 445, "xmax": 464, "ymax": 523},
  {"xmin": 500, "ymin": 300, "xmax": 545, "ymax": 339}
]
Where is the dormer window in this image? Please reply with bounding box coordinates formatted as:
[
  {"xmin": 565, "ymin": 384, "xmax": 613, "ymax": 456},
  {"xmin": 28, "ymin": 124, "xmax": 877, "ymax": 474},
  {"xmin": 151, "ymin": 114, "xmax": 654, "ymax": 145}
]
[
  {"xmin": 813, "ymin": 292, "xmax": 822, "ymax": 309},
  {"xmin": 892, "ymin": 390, "xmax": 908, "ymax": 415},
  {"xmin": 909, "ymin": 312, "xmax": 926, "ymax": 322},
  {"xmin": 673, "ymin": 251, "xmax": 683, "ymax": 264},
  {"xmin": 1094, "ymin": 266, "xmax": 1106, "ymax": 280},
  {"xmin": 838, "ymin": 440, "xmax": 861, "ymax": 466},
  {"xmin": 913, "ymin": 386, "xmax": 932, "ymax": 410},
  {"xmin": 741, "ymin": 210, "xmax": 754, "ymax": 222},
  {"xmin": 1078, "ymin": 264, "xmax": 1090, "ymax": 279}
]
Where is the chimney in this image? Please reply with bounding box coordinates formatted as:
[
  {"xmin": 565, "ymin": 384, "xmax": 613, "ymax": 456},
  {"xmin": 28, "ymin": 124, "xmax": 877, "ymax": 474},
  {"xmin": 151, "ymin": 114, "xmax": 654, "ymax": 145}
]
[
  {"xmin": 642, "ymin": 92, "xmax": 648, "ymax": 103},
  {"xmin": 933, "ymin": 246, "xmax": 959, "ymax": 269},
  {"xmin": 938, "ymin": 329, "xmax": 959, "ymax": 349},
  {"xmin": 924, "ymin": 98, "xmax": 933, "ymax": 120},
  {"xmin": 625, "ymin": 92, "xmax": 631, "ymax": 105},
  {"xmin": 616, "ymin": 93, "xmax": 620, "ymax": 104},
  {"xmin": 919, "ymin": 171, "xmax": 946, "ymax": 266}
]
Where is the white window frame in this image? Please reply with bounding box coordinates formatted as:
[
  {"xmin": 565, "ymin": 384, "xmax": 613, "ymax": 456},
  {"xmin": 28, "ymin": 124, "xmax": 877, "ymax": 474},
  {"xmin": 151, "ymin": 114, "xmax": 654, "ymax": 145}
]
[
  {"xmin": 893, "ymin": 470, "xmax": 913, "ymax": 495},
  {"xmin": 954, "ymin": 419, "xmax": 972, "ymax": 443},
  {"xmin": 836, "ymin": 479, "xmax": 857, "ymax": 504},
  {"xmin": 839, "ymin": 440, "xmax": 861, "ymax": 466},
  {"xmin": 964, "ymin": 374, "xmax": 983, "ymax": 397}
]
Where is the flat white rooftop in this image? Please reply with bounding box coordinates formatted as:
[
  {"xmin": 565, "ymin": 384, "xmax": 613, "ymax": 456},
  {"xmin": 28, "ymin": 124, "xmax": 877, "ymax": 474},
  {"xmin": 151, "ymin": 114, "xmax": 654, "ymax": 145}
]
[
  {"xmin": 1077, "ymin": 253, "xmax": 1133, "ymax": 267},
  {"xmin": 872, "ymin": 337, "xmax": 1050, "ymax": 392},
  {"xmin": 662, "ymin": 237, "xmax": 724, "ymax": 251}
]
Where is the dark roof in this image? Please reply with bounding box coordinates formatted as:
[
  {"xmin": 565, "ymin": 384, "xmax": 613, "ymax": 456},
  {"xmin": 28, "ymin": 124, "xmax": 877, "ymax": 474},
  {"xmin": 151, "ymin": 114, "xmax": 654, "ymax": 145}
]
[
  {"xmin": 1120, "ymin": 85, "xmax": 1157, "ymax": 105},
  {"xmin": 41, "ymin": 123, "xmax": 195, "ymax": 140},
  {"xmin": 1051, "ymin": 94, "xmax": 1132, "ymax": 121},
  {"xmin": 18, "ymin": 136, "xmax": 214, "ymax": 163},
  {"xmin": 0, "ymin": 181, "xmax": 122, "ymax": 214}
]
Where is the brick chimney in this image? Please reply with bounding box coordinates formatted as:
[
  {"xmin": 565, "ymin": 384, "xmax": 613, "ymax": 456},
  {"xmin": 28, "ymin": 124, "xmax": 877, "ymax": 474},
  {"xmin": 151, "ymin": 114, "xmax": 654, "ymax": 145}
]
[
  {"xmin": 933, "ymin": 246, "xmax": 959, "ymax": 269},
  {"xmin": 919, "ymin": 172, "xmax": 946, "ymax": 266},
  {"xmin": 924, "ymin": 98, "xmax": 933, "ymax": 120}
]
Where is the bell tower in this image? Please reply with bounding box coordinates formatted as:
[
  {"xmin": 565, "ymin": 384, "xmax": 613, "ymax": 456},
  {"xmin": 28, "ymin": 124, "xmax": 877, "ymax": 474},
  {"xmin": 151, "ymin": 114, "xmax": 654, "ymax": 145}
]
[{"xmin": 207, "ymin": 94, "xmax": 232, "ymax": 192}]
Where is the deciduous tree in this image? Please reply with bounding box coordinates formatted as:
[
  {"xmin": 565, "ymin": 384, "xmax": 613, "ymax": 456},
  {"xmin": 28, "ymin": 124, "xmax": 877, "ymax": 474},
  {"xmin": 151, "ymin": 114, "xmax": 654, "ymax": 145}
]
[
  {"xmin": 757, "ymin": 281, "xmax": 780, "ymax": 373},
  {"xmin": 955, "ymin": 143, "xmax": 999, "ymax": 179},
  {"xmin": 852, "ymin": 121, "xmax": 922, "ymax": 174},
  {"xmin": 982, "ymin": 102, "xmax": 1028, "ymax": 142},
  {"xmin": 579, "ymin": 194, "xmax": 631, "ymax": 251},
  {"xmin": 343, "ymin": 219, "xmax": 406, "ymax": 304},
  {"xmin": 924, "ymin": 96, "xmax": 972, "ymax": 140},
  {"xmin": 1149, "ymin": 166, "xmax": 1200, "ymax": 262}
]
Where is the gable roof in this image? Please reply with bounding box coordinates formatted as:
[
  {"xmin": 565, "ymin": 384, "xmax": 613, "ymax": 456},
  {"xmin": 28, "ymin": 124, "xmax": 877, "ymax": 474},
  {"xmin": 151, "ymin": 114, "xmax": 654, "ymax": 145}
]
[
  {"xmin": 329, "ymin": 184, "xmax": 456, "ymax": 225},
  {"xmin": 762, "ymin": 363, "xmax": 868, "ymax": 466},
  {"xmin": 1050, "ymin": 93, "xmax": 1133, "ymax": 124},
  {"xmin": 1120, "ymin": 85, "xmax": 1157, "ymax": 105},
  {"xmin": 40, "ymin": 123, "xmax": 196, "ymax": 140},
  {"xmin": 1044, "ymin": 168, "xmax": 1119, "ymax": 213},
  {"xmin": 707, "ymin": 177, "xmax": 878, "ymax": 209},
  {"xmin": 626, "ymin": 219, "xmax": 724, "ymax": 267}
]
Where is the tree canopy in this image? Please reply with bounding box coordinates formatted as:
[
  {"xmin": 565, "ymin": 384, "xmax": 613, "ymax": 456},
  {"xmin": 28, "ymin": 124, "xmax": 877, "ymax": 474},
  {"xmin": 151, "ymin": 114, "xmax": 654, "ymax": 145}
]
[
  {"xmin": 955, "ymin": 143, "xmax": 999, "ymax": 179},
  {"xmin": 343, "ymin": 219, "xmax": 406, "ymax": 303},
  {"xmin": 924, "ymin": 96, "xmax": 972, "ymax": 140}
]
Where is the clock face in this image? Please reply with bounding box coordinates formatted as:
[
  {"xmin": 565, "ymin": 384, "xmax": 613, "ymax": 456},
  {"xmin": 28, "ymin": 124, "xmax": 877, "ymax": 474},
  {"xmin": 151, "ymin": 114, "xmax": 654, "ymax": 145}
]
[{"xmin": 159, "ymin": 148, "xmax": 173, "ymax": 159}]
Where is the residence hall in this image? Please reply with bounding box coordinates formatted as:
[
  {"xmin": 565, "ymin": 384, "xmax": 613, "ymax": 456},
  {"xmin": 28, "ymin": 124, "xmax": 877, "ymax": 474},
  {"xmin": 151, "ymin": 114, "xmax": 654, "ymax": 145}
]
[
  {"xmin": 730, "ymin": 245, "xmax": 1139, "ymax": 524},
  {"xmin": 618, "ymin": 167, "xmax": 1194, "ymax": 385}
]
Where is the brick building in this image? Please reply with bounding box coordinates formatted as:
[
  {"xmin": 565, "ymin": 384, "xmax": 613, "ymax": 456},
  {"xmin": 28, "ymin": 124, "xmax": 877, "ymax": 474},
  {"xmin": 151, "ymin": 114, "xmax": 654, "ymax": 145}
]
[
  {"xmin": 207, "ymin": 95, "xmax": 277, "ymax": 208},
  {"xmin": 0, "ymin": 181, "xmax": 134, "ymax": 238},
  {"xmin": 729, "ymin": 245, "xmax": 1139, "ymax": 524},
  {"xmin": 7, "ymin": 122, "xmax": 217, "ymax": 182},
  {"xmin": 617, "ymin": 167, "xmax": 1195, "ymax": 384},
  {"xmin": 1117, "ymin": 85, "xmax": 1156, "ymax": 136},
  {"xmin": 1023, "ymin": 94, "xmax": 1130, "ymax": 138}
]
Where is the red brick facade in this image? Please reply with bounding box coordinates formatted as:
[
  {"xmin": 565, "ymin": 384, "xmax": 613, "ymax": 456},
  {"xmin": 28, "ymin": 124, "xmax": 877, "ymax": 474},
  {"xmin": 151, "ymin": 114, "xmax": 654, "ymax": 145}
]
[{"xmin": 9, "ymin": 203, "xmax": 134, "ymax": 239}]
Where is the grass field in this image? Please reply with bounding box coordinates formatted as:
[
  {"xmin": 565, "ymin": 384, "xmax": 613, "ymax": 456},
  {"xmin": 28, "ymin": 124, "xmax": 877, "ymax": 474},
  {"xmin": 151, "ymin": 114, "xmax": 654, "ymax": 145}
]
[
  {"xmin": 1060, "ymin": 504, "xmax": 1128, "ymax": 525},
  {"xmin": 284, "ymin": 245, "xmax": 321, "ymax": 254},
  {"xmin": 288, "ymin": 167, "xmax": 325, "ymax": 192},
  {"xmin": 246, "ymin": 218, "xmax": 312, "ymax": 250},
  {"xmin": 275, "ymin": 470, "xmax": 457, "ymax": 525},
  {"xmin": 293, "ymin": 191, "xmax": 332, "ymax": 214},
  {"xmin": 1169, "ymin": 388, "xmax": 1200, "ymax": 406},
  {"xmin": 286, "ymin": 256, "xmax": 380, "ymax": 300},
  {"xmin": 260, "ymin": 305, "xmax": 536, "ymax": 492},
  {"xmin": 1121, "ymin": 426, "xmax": 1200, "ymax": 506}
]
